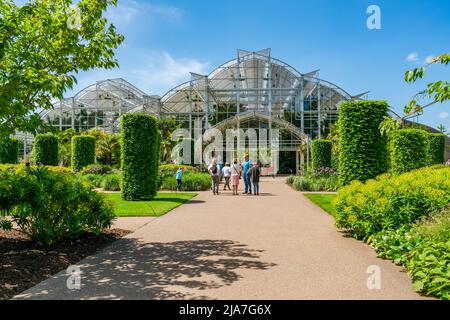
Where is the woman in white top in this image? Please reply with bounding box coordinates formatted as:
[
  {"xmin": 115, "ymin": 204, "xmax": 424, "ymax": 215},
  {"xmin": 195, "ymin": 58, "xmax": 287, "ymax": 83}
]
[
  {"xmin": 230, "ymin": 159, "xmax": 241, "ymax": 195},
  {"xmin": 222, "ymin": 163, "xmax": 232, "ymax": 191}
]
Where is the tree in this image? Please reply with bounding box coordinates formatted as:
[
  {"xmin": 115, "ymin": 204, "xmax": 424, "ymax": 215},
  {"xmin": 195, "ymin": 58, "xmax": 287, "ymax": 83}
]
[
  {"xmin": 0, "ymin": 0, "xmax": 124, "ymax": 140},
  {"xmin": 96, "ymin": 133, "xmax": 120, "ymax": 166},
  {"xmin": 157, "ymin": 117, "xmax": 179, "ymax": 163},
  {"xmin": 437, "ymin": 124, "xmax": 447, "ymax": 135}
]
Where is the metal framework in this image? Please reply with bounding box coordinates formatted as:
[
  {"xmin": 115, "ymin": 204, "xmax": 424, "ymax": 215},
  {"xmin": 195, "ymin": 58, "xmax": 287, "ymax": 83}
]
[{"xmin": 35, "ymin": 49, "xmax": 365, "ymax": 171}]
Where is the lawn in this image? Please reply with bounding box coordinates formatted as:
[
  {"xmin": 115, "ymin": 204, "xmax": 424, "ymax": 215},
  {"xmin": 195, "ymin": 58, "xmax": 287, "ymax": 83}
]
[
  {"xmin": 102, "ymin": 192, "xmax": 197, "ymax": 217},
  {"xmin": 304, "ymin": 193, "xmax": 336, "ymax": 215}
]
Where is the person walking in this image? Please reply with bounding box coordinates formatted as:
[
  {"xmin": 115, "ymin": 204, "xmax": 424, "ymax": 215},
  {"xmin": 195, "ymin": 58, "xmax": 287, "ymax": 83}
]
[
  {"xmin": 242, "ymin": 154, "xmax": 252, "ymax": 194},
  {"xmin": 230, "ymin": 159, "xmax": 241, "ymax": 195},
  {"xmin": 208, "ymin": 159, "xmax": 220, "ymax": 195},
  {"xmin": 248, "ymin": 162, "xmax": 261, "ymax": 195},
  {"xmin": 222, "ymin": 162, "xmax": 232, "ymax": 191},
  {"xmin": 175, "ymin": 167, "xmax": 183, "ymax": 192}
]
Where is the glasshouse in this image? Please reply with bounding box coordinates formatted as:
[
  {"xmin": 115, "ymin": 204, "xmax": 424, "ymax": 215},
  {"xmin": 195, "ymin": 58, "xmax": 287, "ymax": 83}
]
[{"xmin": 31, "ymin": 49, "xmax": 370, "ymax": 172}]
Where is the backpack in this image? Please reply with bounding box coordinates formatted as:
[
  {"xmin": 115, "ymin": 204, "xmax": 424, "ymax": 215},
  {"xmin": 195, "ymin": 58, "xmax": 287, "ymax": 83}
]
[{"xmin": 211, "ymin": 165, "xmax": 218, "ymax": 175}]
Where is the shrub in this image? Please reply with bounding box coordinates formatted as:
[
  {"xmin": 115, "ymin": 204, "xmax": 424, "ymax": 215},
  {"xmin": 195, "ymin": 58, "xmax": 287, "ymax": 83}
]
[
  {"xmin": 158, "ymin": 164, "xmax": 198, "ymax": 188},
  {"xmin": 0, "ymin": 164, "xmax": 73, "ymax": 175},
  {"xmin": 334, "ymin": 165, "xmax": 450, "ymax": 241},
  {"xmin": 288, "ymin": 172, "xmax": 339, "ymax": 192},
  {"xmin": 311, "ymin": 140, "xmax": 332, "ymax": 170},
  {"xmin": 101, "ymin": 173, "xmax": 121, "ymax": 191},
  {"xmin": 338, "ymin": 100, "xmax": 388, "ymax": 186},
  {"xmin": 71, "ymin": 135, "xmax": 96, "ymax": 171},
  {"xmin": 80, "ymin": 173, "xmax": 103, "ymax": 188},
  {"xmin": 390, "ymin": 129, "xmax": 429, "ymax": 175},
  {"xmin": 427, "ymin": 133, "xmax": 446, "ymax": 165},
  {"xmin": 285, "ymin": 175, "xmax": 295, "ymax": 185},
  {"xmin": 0, "ymin": 167, "xmax": 114, "ymax": 245},
  {"xmin": 81, "ymin": 164, "xmax": 112, "ymax": 175},
  {"xmin": 33, "ymin": 133, "xmax": 59, "ymax": 166},
  {"xmin": 160, "ymin": 172, "xmax": 211, "ymax": 191},
  {"xmin": 0, "ymin": 138, "xmax": 19, "ymax": 164},
  {"xmin": 121, "ymin": 114, "xmax": 160, "ymax": 200}
]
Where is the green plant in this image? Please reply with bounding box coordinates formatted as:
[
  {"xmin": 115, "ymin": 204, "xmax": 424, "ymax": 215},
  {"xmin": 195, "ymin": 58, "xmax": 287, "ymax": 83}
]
[
  {"xmin": 80, "ymin": 173, "xmax": 103, "ymax": 188},
  {"xmin": 121, "ymin": 114, "xmax": 160, "ymax": 200},
  {"xmin": 334, "ymin": 165, "xmax": 450, "ymax": 241},
  {"xmin": 33, "ymin": 133, "xmax": 59, "ymax": 166},
  {"xmin": 0, "ymin": 167, "xmax": 114, "ymax": 245},
  {"xmin": 338, "ymin": 100, "xmax": 388, "ymax": 186},
  {"xmin": 0, "ymin": 137, "xmax": 19, "ymax": 164},
  {"xmin": 311, "ymin": 140, "xmax": 332, "ymax": 170},
  {"xmin": 71, "ymin": 135, "xmax": 96, "ymax": 171},
  {"xmin": 159, "ymin": 172, "xmax": 211, "ymax": 191},
  {"xmin": 390, "ymin": 129, "xmax": 429, "ymax": 175},
  {"xmin": 101, "ymin": 173, "xmax": 121, "ymax": 191},
  {"xmin": 427, "ymin": 133, "xmax": 446, "ymax": 165},
  {"xmin": 96, "ymin": 133, "xmax": 121, "ymax": 167},
  {"xmin": 81, "ymin": 164, "xmax": 112, "ymax": 175}
]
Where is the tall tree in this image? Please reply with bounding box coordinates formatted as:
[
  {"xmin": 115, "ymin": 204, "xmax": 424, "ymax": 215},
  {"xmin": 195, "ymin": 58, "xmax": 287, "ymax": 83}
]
[{"xmin": 0, "ymin": 0, "xmax": 124, "ymax": 140}]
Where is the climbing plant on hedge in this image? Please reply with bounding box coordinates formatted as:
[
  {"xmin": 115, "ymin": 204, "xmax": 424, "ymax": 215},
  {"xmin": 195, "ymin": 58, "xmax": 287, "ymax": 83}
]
[
  {"xmin": 0, "ymin": 138, "xmax": 19, "ymax": 164},
  {"xmin": 33, "ymin": 133, "xmax": 58, "ymax": 166},
  {"xmin": 311, "ymin": 140, "xmax": 332, "ymax": 170},
  {"xmin": 390, "ymin": 129, "xmax": 429, "ymax": 175},
  {"xmin": 338, "ymin": 100, "xmax": 388, "ymax": 186},
  {"xmin": 427, "ymin": 133, "xmax": 446, "ymax": 165},
  {"xmin": 121, "ymin": 114, "xmax": 160, "ymax": 200},
  {"xmin": 71, "ymin": 135, "xmax": 96, "ymax": 171}
]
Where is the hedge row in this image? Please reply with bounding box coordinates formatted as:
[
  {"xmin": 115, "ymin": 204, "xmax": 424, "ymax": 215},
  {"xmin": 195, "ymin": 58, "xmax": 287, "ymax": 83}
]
[
  {"xmin": 121, "ymin": 114, "xmax": 160, "ymax": 200},
  {"xmin": 311, "ymin": 140, "xmax": 332, "ymax": 170},
  {"xmin": 71, "ymin": 135, "xmax": 96, "ymax": 171},
  {"xmin": 338, "ymin": 100, "xmax": 389, "ymax": 186},
  {"xmin": 33, "ymin": 133, "xmax": 59, "ymax": 166},
  {"xmin": 427, "ymin": 133, "xmax": 446, "ymax": 165},
  {"xmin": 0, "ymin": 138, "xmax": 19, "ymax": 164}
]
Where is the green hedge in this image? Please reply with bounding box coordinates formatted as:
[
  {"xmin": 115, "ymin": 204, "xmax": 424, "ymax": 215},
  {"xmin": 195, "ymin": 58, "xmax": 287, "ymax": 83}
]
[
  {"xmin": 427, "ymin": 133, "xmax": 446, "ymax": 165},
  {"xmin": 311, "ymin": 140, "xmax": 332, "ymax": 170},
  {"xmin": 121, "ymin": 114, "xmax": 160, "ymax": 200},
  {"xmin": 33, "ymin": 133, "xmax": 59, "ymax": 166},
  {"xmin": 160, "ymin": 172, "xmax": 211, "ymax": 191},
  {"xmin": 338, "ymin": 100, "xmax": 388, "ymax": 186},
  {"xmin": 390, "ymin": 129, "xmax": 429, "ymax": 175},
  {"xmin": 0, "ymin": 138, "xmax": 19, "ymax": 164},
  {"xmin": 71, "ymin": 135, "xmax": 96, "ymax": 171}
]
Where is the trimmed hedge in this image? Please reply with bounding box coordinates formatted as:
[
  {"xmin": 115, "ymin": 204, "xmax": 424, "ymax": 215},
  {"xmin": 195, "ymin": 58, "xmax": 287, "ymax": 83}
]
[
  {"xmin": 311, "ymin": 140, "xmax": 332, "ymax": 170},
  {"xmin": 427, "ymin": 133, "xmax": 446, "ymax": 165},
  {"xmin": 33, "ymin": 133, "xmax": 59, "ymax": 166},
  {"xmin": 0, "ymin": 138, "xmax": 19, "ymax": 164},
  {"xmin": 121, "ymin": 114, "xmax": 160, "ymax": 200},
  {"xmin": 71, "ymin": 135, "xmax": 96, "ymax": 171},
  {"xmin": 390, "ymin": 129, "xmax": 429, "ymax": 175},
  {"xmin": 338, "ymin": 100, "xmax": 388, "ymax": 186}
]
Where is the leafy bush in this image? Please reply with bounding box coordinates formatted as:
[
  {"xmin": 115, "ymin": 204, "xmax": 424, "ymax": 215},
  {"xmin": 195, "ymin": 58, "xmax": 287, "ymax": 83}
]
[
  {"xmin": 158, "ymin": 164, "xmax": 198, "ymax": 188},
  {"xmin": 427, "ymin": 133, "xmax": 446, "ymax": 165},
  {"xmin": 311, "ymin": 140, "xmax": 332, "ymax": 170},
  {"xmin": 390, "ymin": 129, "xmax": 429, "ymax": 175},
  {"xmin": 121, "ymin": 114, "xmax": 160, "ymax": 200},
  {"xmin": 101, "ymin": 173, "xmax": 121, "ymax": 191},
  {"xmin": 71, "ymin": 135, "xmax": 96, "ymax": 171},
  {"xmin": 81, "ymin": 164, "xmax": 112, "ymax": 175},
  {"xmin": 0, "ymin": 167, "xmax": 114, "ymax": 245},
  {"xmin": 0, "ymin": 164, "xmax": 74, "ymax": 175},
  {"xmin": 334, "ymin": 165, "xmax": 450, "ymax": 241},
  {"xmin": 80, "ymin": 173, "xmax": 103, "ymax": 188},
  {"xmin": 288, "ymin": 172, "xmax": 339, "ymax": 192},
  {"xmin": 33, "ymin": 133, "xmax": 59, "ymax": 166},
  {"xmin": 0, "ymin": 138, "xmax": 19, "ymax": 164},
  {"xmin": 160, "ymin": 172, "xmax": 211, "ymax": 191},
  {"xmin": 338, "ymin": 100, "xmax": 388, "ymax": 186}
]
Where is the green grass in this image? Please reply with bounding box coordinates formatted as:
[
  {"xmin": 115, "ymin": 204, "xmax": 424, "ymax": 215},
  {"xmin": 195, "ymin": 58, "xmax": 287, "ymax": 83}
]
[
  {"xmin": 102, "ymin": 192, "xmax": 197, "ymax": 217},
  {"xmin": 304, "ymin": 193, "xmax": 336, "ymax": 215}
]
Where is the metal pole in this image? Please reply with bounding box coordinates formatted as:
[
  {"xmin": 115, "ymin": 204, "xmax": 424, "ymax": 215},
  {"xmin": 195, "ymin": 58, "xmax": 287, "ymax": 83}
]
[{"xmin": 318, "ymin": 80, "xmax": 321, "ymax": 139}]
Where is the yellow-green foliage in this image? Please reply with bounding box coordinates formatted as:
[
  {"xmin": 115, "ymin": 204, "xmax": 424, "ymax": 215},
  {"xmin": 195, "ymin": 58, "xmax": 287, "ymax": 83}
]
[
  {"xmin": 334, "ymin": 165, "xmax": 450, "ymax": 240},
  {"xmin": 0, "ymin": 164, "xmax": 73, "ymax": 175}
]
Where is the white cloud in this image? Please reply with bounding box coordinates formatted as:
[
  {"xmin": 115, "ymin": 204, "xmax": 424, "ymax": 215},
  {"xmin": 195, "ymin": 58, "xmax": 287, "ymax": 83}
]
[
  {"xmin": 439, "ymin": 112, "xmax": 449, "ymax": 119},
  {"xmin": 406, "ymin": 52, "xmax": 419, "ymax": 62}
]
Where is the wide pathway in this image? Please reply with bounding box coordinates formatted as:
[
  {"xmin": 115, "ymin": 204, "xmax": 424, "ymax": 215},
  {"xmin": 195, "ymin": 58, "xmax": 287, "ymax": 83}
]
[{"xmin": 16, "ymin": 177, "xmax": 425, "ymax": 299}]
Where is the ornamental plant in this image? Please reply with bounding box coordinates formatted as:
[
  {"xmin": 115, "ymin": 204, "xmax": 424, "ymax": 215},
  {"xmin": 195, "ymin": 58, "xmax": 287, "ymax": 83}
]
[
  {"xmin": 71, "ymin": 135, "xmax": 96, "ymax": 171},
  {"xmin": 390, "ymin": 129, "xmax": 429, "ymax": 175},
  {"xmin": 338, "ymin": 100, "xmax": 388, "ymax": 186},
  {"xmin": 311, "ymin": 140, "xmax": 332, "ymax": 170},
  {"xmin": 427, "ymin": 132, "xmax": 446, "ymax": 165},
  {"xmin": 0, "ymin": 137, "xmax": 19, "ymax": 164},
  {"xmin": 33, "ymin": 133, "xmax": 59, "ymax": 166},
  {"xmin": 121, "ymin": 114, "xmax": 160, "ymax": 200}
]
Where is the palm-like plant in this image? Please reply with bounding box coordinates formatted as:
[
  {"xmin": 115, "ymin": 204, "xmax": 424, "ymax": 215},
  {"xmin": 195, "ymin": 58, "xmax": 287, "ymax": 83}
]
[{"xmin": 96, "ymin": 134, "xmax": 120, "ymax": 166}]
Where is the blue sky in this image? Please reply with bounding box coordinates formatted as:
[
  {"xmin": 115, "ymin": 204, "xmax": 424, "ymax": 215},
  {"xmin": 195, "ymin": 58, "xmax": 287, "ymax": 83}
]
[{"xmin": 19, "ymin": 0, "xmax": 450, "ymax": 129}]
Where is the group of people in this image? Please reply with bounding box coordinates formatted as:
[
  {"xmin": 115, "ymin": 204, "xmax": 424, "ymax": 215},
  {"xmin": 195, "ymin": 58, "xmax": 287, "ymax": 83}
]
[
  {"xmin": 208, "ymin": 155, "xmax": 260, "ymax": 196},
  {"xmin": 174, "ymin": 155, "xmax": 262, "ymax": 195}
]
